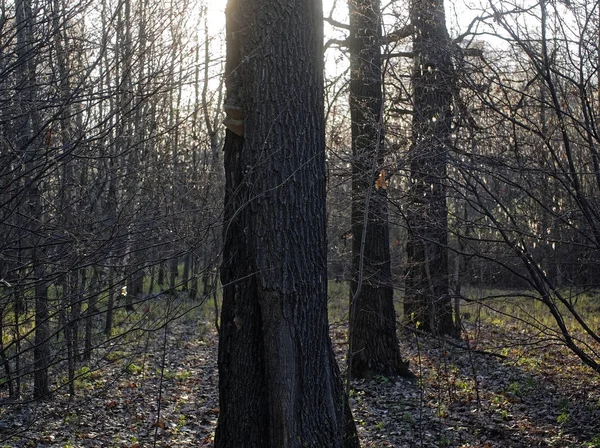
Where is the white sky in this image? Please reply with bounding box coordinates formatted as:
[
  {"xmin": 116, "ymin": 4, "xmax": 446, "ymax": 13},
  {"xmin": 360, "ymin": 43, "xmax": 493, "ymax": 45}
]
[
  {"xmin": 204, "ymin": 0, "xmax": 500, "ymax": 47},
  {"xmin": 202, "ymin": 0, "xmax": 553, "ymax": 75}
]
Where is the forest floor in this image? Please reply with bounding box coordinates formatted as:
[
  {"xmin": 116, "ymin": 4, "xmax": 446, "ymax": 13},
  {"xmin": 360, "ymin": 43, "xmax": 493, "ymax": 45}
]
[{"xmin": 1, "ymin": 300, "xmax": 600, "ymax": 448}]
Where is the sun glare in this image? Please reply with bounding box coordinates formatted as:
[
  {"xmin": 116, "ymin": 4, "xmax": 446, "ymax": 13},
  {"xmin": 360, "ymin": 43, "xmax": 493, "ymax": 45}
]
[{"xmin": 205, "ymin": 1, "xmax": 226, "ymax": 31}]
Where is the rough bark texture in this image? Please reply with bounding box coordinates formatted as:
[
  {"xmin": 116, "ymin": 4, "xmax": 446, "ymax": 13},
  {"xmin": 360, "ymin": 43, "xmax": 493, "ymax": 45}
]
[
  {"xmin": 348, "ymin": 0, "xmax": 410, "ymax": 379},
  {"xmin": 215, "ymin": 0, "xmax": 359, "ymax": 446},
  {"xmin": 404, "ymin": 0, "xmax": 456, "ymax": 336}
]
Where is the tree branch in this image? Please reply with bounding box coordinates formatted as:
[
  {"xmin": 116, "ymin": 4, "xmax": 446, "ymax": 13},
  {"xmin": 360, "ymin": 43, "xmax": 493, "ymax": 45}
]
[
  {"xmin": 382, "ymin": 24, "xmax": 415, "ymax": 45},
  {"xmin": 324, "ymin": 38, "xmax": 349, "ymax": 51},
  {"xmin": 324, "ymin": 16, "xmax": 350, "ymax": 30},
  {"xmin": 383, "ymin": 51, "xmax": 414, "ymax": 59}
]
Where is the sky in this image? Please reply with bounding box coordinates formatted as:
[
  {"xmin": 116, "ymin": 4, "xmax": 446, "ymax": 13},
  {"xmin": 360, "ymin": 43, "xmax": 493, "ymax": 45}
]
[{"xmin": 203, "ymin": 0, "xmax": 503, "ymax": 47}]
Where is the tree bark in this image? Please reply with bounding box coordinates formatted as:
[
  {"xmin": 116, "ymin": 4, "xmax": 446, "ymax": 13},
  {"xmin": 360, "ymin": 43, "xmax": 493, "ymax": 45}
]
[
  {"xmin": 404, "ymin": 0, "xmax": 456, "ymax": 336},
  {"xmin": 215, "ymin": 0, "xmax": 359, "ymax": 446},
  {"xmin": 347, "ymin": 0, "xmax": 410, "ymax": 379}
]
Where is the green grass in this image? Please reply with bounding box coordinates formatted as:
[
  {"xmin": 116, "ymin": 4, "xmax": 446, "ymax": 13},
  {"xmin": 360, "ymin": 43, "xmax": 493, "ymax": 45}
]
[
  {"xmin": 328, "ymin": 280, "xmax": 348, "ymax": 322},
  {"xmin": 458, "ymin": 286, "xmax": 600, "ymax": 338}
]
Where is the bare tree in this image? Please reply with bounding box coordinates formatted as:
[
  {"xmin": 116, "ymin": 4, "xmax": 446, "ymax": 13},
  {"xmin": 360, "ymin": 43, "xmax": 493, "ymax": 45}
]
[{"xmin": 449, "ymin": 0, "xmax": 600, "ymax": 370}]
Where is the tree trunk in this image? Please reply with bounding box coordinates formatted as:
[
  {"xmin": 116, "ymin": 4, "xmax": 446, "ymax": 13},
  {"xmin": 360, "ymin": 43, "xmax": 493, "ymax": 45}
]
[
  {"xmin": 84, "ymin": 268, "xmax": 100, "ymax": 361},
  {"xmin": 15, "ymin": 0, "xmax": 51, "ymax": 399},
  {"xmin": 32, "ymin": 259, "xmax": 50, "ymax": 399},
  {"xmin": 215, "ymin": 0, "xmax": 359, "ymax": 446},
  {"xmin": 182, "ymin": 252, "xmax": 191, "ymax": 291},
  {"xmin": 104, "ymin": 266, "xmax": 115, "ymax": 337},
  {"xmin": 62, "ymin": 272, "xmax": 76, "ymax": 396},
  {"xmin": 347, "ymin": 0, "xmax": 410, "ymax": 380},
  {"xmin": 404, "ymin": 0, "xmax": 456, "ymax": 336}
]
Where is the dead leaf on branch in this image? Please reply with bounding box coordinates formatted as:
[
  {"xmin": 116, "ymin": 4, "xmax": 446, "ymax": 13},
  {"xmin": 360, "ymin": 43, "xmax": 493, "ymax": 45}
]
[{"xmin": 375, "ymin": 170, "xmax": 388, "ymax": 189}]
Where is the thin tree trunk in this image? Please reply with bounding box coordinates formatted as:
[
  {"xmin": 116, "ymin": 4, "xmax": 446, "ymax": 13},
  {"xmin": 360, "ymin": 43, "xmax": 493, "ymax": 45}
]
[
  {"xmin": 62, "ymin": 272, "xmax": 75, "ymax": 396},
  {"xmin": 15, "ymin": 0, "xmax": 51, "ymax": 398},
  {"xmin": 147, "ymin": 265, "xmax": 156, "ymax": 295},
  {"xmin": 33, "ymin": 251, "xmax": 50, "ymax": 399},
  {"xmin": 189, "ymin": 258, "xmax": 199, "ymax": 300},
  {"xmin": 13, "ymin": 286, "xmax": 22, "ymax": 398},
  {"xmin": 182, "ymin": 253, "xmax": 191, "ymax": 292},
  {"xmin": 104, "ymin": 266, "xmax": 114, "ymax": 337},
  {"xmin": 84, "ymin": 268, "xmax": 99, "ymax": 361}
]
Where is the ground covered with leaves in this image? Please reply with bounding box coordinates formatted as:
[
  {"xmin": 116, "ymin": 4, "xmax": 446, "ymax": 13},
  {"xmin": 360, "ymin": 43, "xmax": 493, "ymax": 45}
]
[{"xmin": 1, "ymin": 304, "xmax": 600, "ymax": 447}]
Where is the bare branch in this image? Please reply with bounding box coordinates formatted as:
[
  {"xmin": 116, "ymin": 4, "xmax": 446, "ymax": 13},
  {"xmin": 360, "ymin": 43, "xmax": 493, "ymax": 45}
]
[
  {"xmin": 325, "ymin": 38, "xmax": 349, "ymax": 51},
  {"xmin": 324, "ymin": 16, "xmax": 350, "ymax": 30},
  {"xmin": 383, "ymin": 51, "xmax": 414, "ymax": 59},
  {"xmin": 382, "ymin": 24, "xmax": 415, "ymax": 45}
]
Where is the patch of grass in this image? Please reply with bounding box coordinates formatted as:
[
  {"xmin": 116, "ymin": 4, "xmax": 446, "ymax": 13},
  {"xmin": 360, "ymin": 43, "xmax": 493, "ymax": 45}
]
[
  {"xmin": 505, "ymin": 377, "xmax": 537, "ymax": 398},
  {"xmin": 64, "ymin": 410, "xmax": 80, "ymax": 426},
  {"xmin": 585, "ymin": 435, "xmax": 600, "ymax": 447},
  {"xmin": 453, "ymin": 378, "xmax": 471, "ymax": 392},
  {"xmin": 460, "ymin": 286, "xmax": 600, "ymax": 339},
  {"xmin": 437, "ymin": 403, "xmax": 447, "ymax": 418},
  {"xmin": 175, "ymin": 370, "xmax": 191, "ymax": 382},
  {"xmin": 73, "ymin": 366, "xmax": 98, "ymax": 390},
  {"xmin": 328, "ymin": 280, "xmax": 347, "ymax": 322},
  {"xmin": 436, "ymin": 435, "xmax": 452, "ymax": 446},
  {"xmin": 402, "ymin": 412, "xmax": 415, "ymax": 425},
  {"xmin": 123, "ymin": 362, "xmax": 143, "ymax": 375},
  {"xmin": 348, "ymin": 389, "xmax": 365, "ymax": 403},
  {"xmin": 105, "ymin": 350, "xmax": 126, "ymax": 363},
  {"xmin": 516, "ymin": 355, "xmax": 541, "ymax": 369},
  {"xmin": 492, "ymin": 395, "xmax": 508, "ymax": 406},
  {"xmin": 374, "ymin": 375, "xmax": 390, "ymax": 384},
  {"xmin": 557, "ymin": 397, "xmax": 570, "ymax": 425}
]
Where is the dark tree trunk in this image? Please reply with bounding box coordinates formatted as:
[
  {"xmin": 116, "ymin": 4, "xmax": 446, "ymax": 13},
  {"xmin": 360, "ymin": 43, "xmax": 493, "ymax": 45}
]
[
  {"xmin": 157, "ymin": 261, "xmax": 165, "ymax": 288},
  {"xmin": 215, "ymin": 0, "xmax": 359, "ymax": 446},
  {"xmin": 347, "ymin": 0, "xmax": 409, "ymax": 379},
  {"xmin": 84, "ymin": 268, "xmax": 100, "ymax": 361},
  {"xmin": 104, "ymin": 266, "xmax": 115, "ymax": 337},
  {"xmin": 32, "ymin": 263, "xmax": 50, "ymax": 399},
  {"xmin": 189, "ymin": 258, "xmax": 199, "ymax": 300},
  {"xmin": 15, "ymin": 0, "xmax": 51, "ymax": 399},
  {"xmin": 182, "ymin": 252, "xmax": 191, "ymax": 291},
  {"xmin": 404, "ymin": 0, "xmax": 456, "ymax": 336}
]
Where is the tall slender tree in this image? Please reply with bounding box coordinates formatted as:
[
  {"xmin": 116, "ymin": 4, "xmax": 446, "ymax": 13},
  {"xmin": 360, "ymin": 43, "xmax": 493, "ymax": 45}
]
[
  {"xmin": 14, "ymin": 0, "xmax": 51, "ymax": 398},
  {"xmin": 404, "ymin": 0, "xmax": 456, "ymax": 336},
  {"xmin": 347, "ymin": 0, "xmax": 409, "ymax": 378},
  {"xmin": 215, "ymin": 0, "xmax": 359, "ymax": 445}
]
